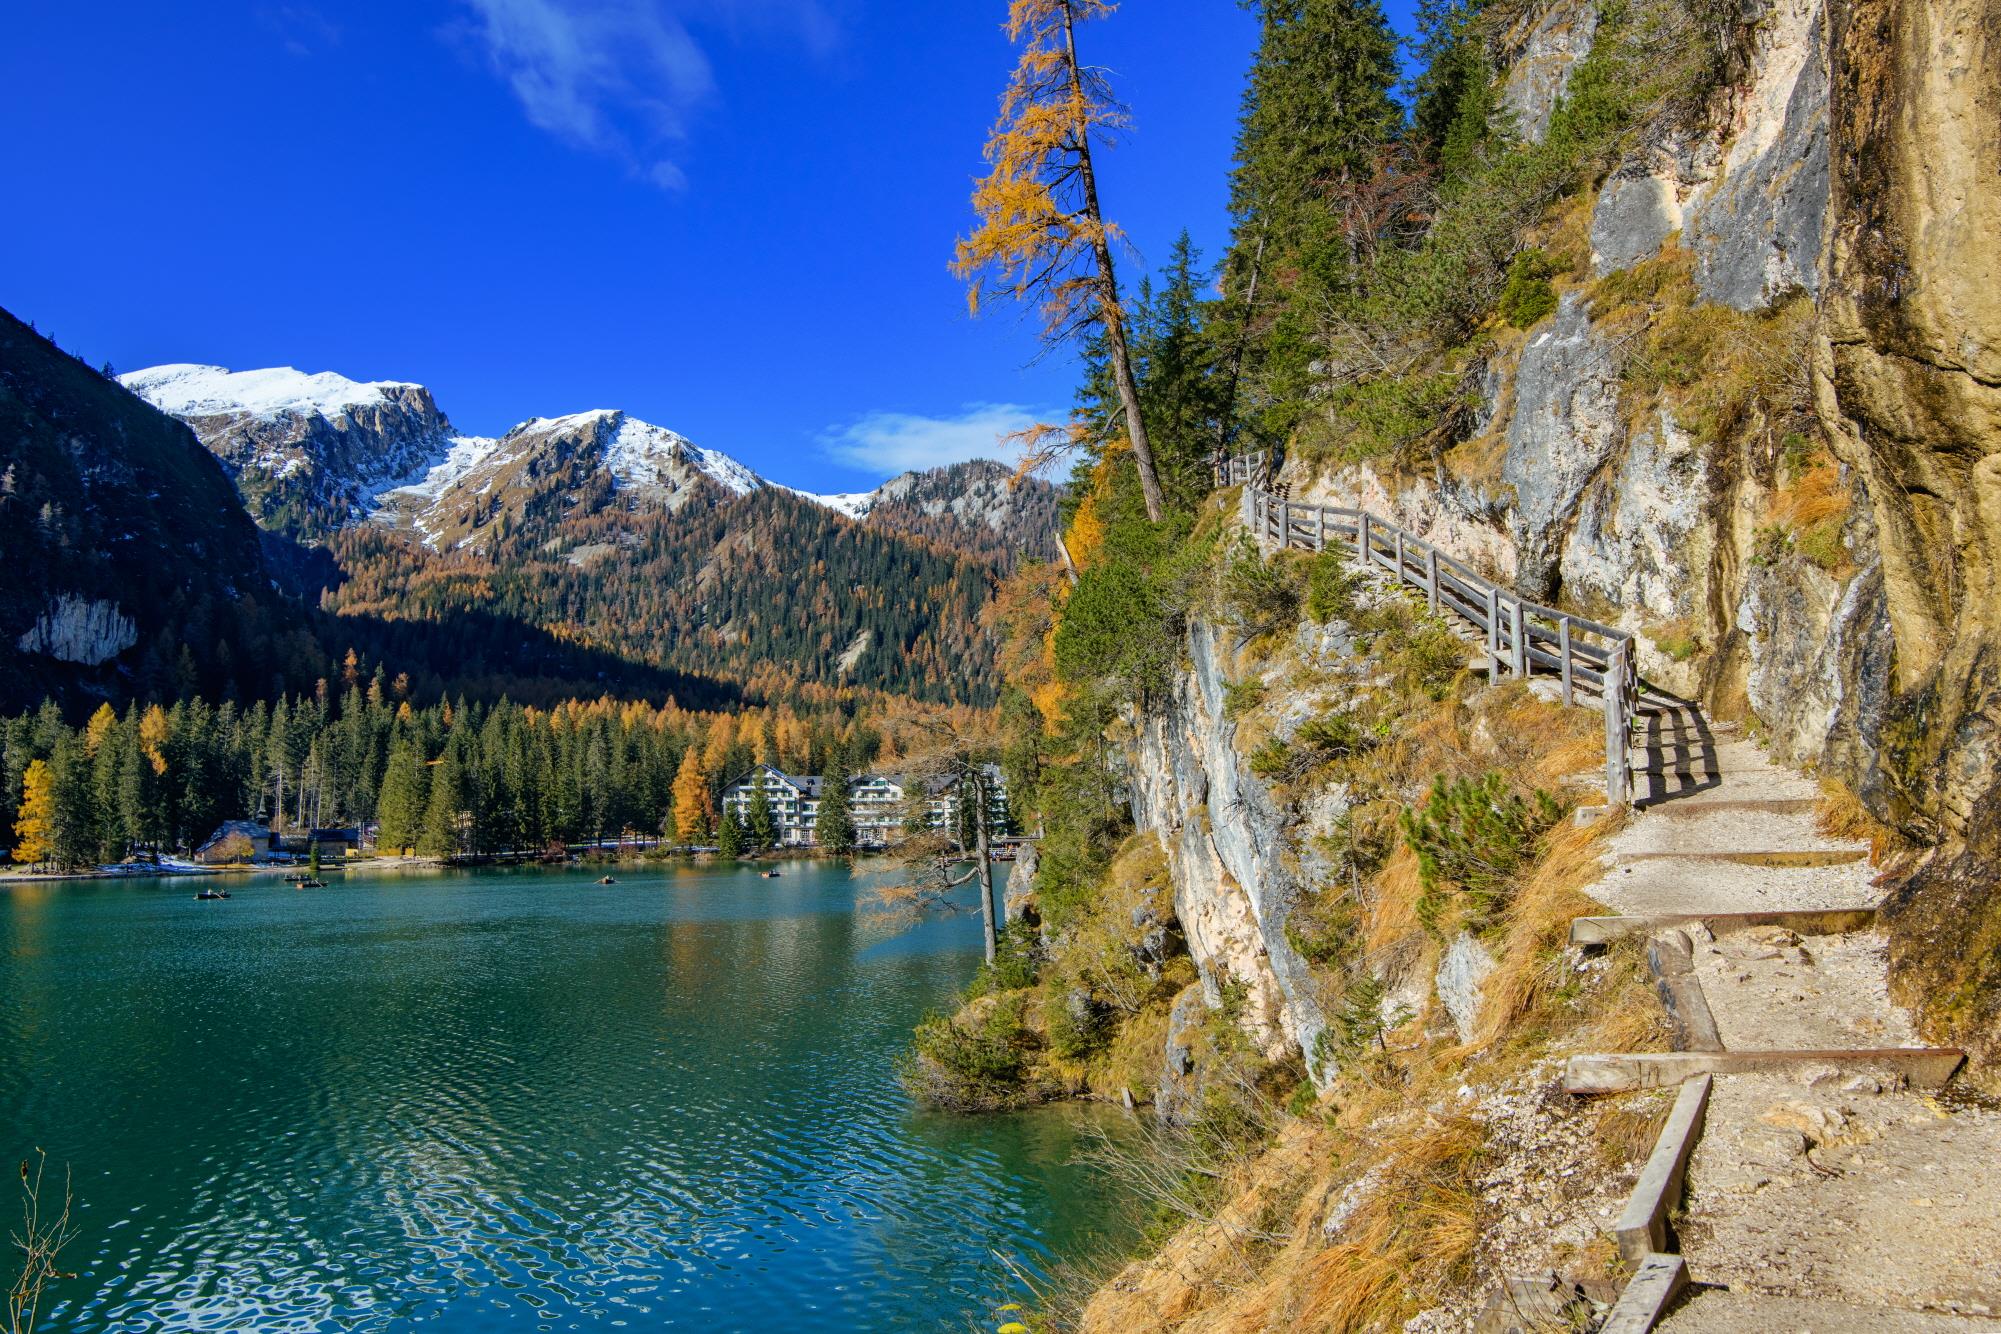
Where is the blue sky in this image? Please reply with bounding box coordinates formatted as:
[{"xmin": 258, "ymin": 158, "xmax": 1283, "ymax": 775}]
[{"xmin": 3, "ymin": 1, "xmax": 1415, "ymax": 493}]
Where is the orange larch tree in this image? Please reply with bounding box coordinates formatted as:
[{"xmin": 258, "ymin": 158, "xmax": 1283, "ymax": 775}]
[{"xmin": 953, "ymin": 0, "xmax": 1167, "ymax": 522}]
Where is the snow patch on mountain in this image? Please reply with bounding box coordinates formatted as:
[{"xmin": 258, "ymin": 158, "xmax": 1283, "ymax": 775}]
[
  {"xmin": 374, "ymin": 434, "xmax": 504, "ymax": 506},
  {"xmin": 604, "ymin": 414, "xmax": 760, "ymax": 496},
  {"xmin": 120, "ymin": 364, "xmax": 419, "ymax": 422},
  {"xmin": 782, "ymin": 486, "xmax": 878, "ymax": 520}
]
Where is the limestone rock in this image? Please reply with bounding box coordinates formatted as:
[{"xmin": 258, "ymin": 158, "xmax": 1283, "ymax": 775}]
[
  {"xmin": 1436, "ymin": 932, "xmax": 1498, "ymax": 1044},
  {"xmin": 1683, "ymin": 0, "xmax": 1830, "ymax": 309},
  {"xmin": 15, "ymin": 594, "xmax": 138, "ymax": 665},
  {"xmin": 1497, "ymin": 0, "xmax": 1598, "ymax": 144},
  {"xmin": 1502, "ymin": 292, "xmax": 1625, "ymax": 600}
]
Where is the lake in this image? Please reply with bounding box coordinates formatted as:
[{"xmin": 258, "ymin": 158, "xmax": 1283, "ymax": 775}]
[{"xmin": 0, "ymin": 860, "xmax": 1132, "ymax": 1331}]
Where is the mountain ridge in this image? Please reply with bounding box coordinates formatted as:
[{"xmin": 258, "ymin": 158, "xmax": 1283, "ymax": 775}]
[{"xmin": 121, "ymin": 361, "xmax": 1060, "ymax": 567}]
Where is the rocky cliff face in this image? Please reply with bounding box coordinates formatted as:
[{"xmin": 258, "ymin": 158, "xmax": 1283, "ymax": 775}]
[
  {"xmin": 120, "ymin": 364, "xmax": 458, "ymax": 541},
  {"xmin": 1817, "ymin": 0, "xmax": 2001, "ymax": 1070},
  {"xmin": 1124, "ymin": 618, "xmax": 1331, "ymax": 1074},
  {"xmin": 1153, "ymin": 0, "xmax": 2001, "ymax": 1078}
]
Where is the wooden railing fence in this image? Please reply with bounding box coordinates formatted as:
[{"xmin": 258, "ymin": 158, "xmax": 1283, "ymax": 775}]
[{"xmin": 1222, "ymin": 452, "xmax": 1637, "ymax": 805}]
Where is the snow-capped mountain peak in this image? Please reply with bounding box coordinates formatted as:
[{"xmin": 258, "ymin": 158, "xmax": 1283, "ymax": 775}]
[{"xmin": 120, "ymin": 363, "xmax": 424, "ymax": 423}]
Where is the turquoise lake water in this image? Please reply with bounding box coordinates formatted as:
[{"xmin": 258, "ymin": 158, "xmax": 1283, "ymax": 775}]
[{"xmin": 0, "ymin": 860, "xmax": 1133, "ymax": 1331}]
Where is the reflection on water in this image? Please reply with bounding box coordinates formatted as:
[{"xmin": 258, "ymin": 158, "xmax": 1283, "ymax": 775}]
[{"xmin": 0, "ymin": 861, "xmax": 1134, "ymax": 1331}]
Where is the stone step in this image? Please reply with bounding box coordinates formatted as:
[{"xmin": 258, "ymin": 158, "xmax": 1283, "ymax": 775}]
[
  {"xmin": 1609, "ymin": 848, "xmax": 1869, "ymax": 869},
  {"xmin": 1606, "ymin": 805, "xmax": 1862, "ymax": 858},
  {"xmin": 1571, "ymin": 909, "xmax": 1879, "ymax": 947},
  {"xmin": 1589, "ymin": 854, "xmax": 1878, "ymax": 917},
  {"xmin": 1657, "ymin": 1291, "xmax": 2001, "ymax": 1332},
  {"xmin": 1563, "ymin": 1048, "xmax": 1965, "ymax": 1096}
]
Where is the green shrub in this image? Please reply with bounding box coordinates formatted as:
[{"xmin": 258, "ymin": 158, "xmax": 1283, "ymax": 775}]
[
  {"xmin": 1305, "ymin": 549, "xmax": 1359, "ymax": 622},
  {"xmin": 1249, "ymin": 710, "xmax": 1373, "ymax": 784},
  {"xmin": 1219, "ymin": 537, "xmax": 1301, "ymax": 640},
  {"xmin": 1223, "ymin": 678, "xmax": 1267, "ymax": 719},
  {"xmin": 968, "ymin": 922, "xmax": 1040, "ymax": 996},
  {"xmin": 1400, "ymin": 772, "xmax": 1563, "ymax": 932},
  {"xmin": 1044, "ymin": 982, "xmax": 1111, "ymax": 1060},
  {"xmin": 1498, "ymin": 249, "xmax": 1560, "ymax": 328},
  {"xmin": 906, "ymin": 992, "xmax": 1038, "ymax": 1108}
]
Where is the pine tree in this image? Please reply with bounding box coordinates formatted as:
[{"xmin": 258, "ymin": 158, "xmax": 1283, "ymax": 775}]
[
  {"xmin": 815, "ymin": 757, "xmax": 856, "ymax": 855},
  {"xmin": 954, "ymin": 0, "xmax": 1168, "ymax": 521},
  {"xmin": 747, "ymin": 779, "xmax": 775, "ymax": 852},
  {"xmin": 1219, "ymin": 0, "xmax": 1404, "ymax": 441},
  {"xmin": 716, "ymin": 805, "xmax": 744, "ymax": 858},
  {"xmin": 374, "ymin": 739, "xmax": 427, "ymax": 855},
  {"xmin": 419, "ymin": 743, "xmax": 465, "ymax": 858}
]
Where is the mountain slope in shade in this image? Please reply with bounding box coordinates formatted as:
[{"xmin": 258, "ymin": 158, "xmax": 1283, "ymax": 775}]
[
  {"xmin": 0, "ymin": 313, "xmax": 271, "ymax": 710},
  {"xmin": 120, "ymin": 363, "xmax": 457, "ymax": 541}
]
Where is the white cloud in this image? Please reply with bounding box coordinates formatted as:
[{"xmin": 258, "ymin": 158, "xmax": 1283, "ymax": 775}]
[
  {"xmin": 455, "ymin": 0, "xmax": 834, "ymax": 189},
  {"xmin": 819, "ymin": 403, "xmax": 1052, "ymax": 477}
]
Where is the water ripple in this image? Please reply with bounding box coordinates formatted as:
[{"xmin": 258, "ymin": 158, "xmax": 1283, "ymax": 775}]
[{"xmin": 1, "ymin": 864, "xmax": 1134, "ymax": 1331}]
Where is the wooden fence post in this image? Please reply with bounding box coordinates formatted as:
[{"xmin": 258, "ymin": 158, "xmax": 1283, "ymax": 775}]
[
  {"xmin": 1559, "ymin": 616, "xmax": 1575, "ymax": 706},
  {"xmin": 1279, "ymin": 500, "xmax": 1291, "ymax": 549},
  {"xmin": 1425, "ymin": 549, "xmax": 1438, "ymax": 614},
  {"xmin": 1484, "ymin": 587, "xmax": 1500, "ymax": 682},
  {"xmin": 1510, "ymin": 599, "xmax": 1527, "ymax": 678},
  {"xmin": 1356, "ymin": 511, "xmax": 1370, "ymax": 565},
  {"xmin": 1605, "ymin": 639, "xmax": 1632, "ymax": 807},
  {"xmin": 1317, "ymin": 506, "xmax": 1327, "ymax": 551},
  {"xmin": 1394, "ymin": 530, "xmax": 1406, "ymax": 587}
]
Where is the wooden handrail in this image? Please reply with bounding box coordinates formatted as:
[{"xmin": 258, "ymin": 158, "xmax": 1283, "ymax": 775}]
[{"xmin": 1226, "ymin": 453, "xmax": 1637, "ymax": 806}]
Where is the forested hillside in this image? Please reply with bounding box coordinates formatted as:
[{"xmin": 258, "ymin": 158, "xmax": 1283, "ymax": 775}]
[
  {"xmin": 328, "ymin": 485, "xmax": 1004, "ymax": 704},
  {"xmin": 0, "ymin": 309, "xmax": 279, "ymax": 709},
  {"xmin": 0, "ymin": 683, "xmax": 975, "ymax": 868}
]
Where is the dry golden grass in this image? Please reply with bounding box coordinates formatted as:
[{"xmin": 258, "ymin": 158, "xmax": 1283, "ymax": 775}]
[
  {"xmin": 1291, "ymin": 1115, "xmax": 1485, "ymax": 1330},
  {"xmin": 1816, "ymin": 777, "xmax": 1912, "ymax": 865},
  {"xmin": 1475, "ymin": 815, "xmax": 1612, "ymax": 1049},
  {"xmin": 1594, "ymin": 1095, "xmax": 1673, "ymax": 1169}
]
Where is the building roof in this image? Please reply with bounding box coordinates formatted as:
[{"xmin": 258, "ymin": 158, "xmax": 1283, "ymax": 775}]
[
  {"xmin": 722, "ymin": 763, "xmax": 824, "ymax": 797},
  {"xmin": 198, "ymin": 819, "xmax": 269, "ymax": 848}
]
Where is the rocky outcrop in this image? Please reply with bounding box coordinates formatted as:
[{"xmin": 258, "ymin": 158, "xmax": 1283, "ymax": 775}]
[
  {"xmin": 845, "ymin": 460, "xmax": 1062, "ymax": 570},
  {"xmin": 1126, "ymin": 618, "xmax": 1331, "ymax": 1077},
  {"xmin": 121, "ymin": 365, "xmax": 458, "ymax": 541},
  {"xmin": 1816, "ymin": 0, "xmax": 2001, "ymax": 838},
  {"xmin": 1435, "ymin": 933, "xmax": 1498, "ymax": 1044},
  {"xmin": 1681, "ymin": 0, "xmax": 1830, "ymax": 309},
  {"xmin": 15, "ymin": 595, "xmax": 138, "ymax": 665},
  {"xmin": 1810, "ymin": 0, "xmax": 2001, "ymax": 1069},
  {"xmin": 1497, "ymin": 0, "xmax": 1598, "ymax": 143}
]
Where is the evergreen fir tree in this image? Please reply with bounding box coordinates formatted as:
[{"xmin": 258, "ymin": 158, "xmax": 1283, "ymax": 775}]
[
  {"xmin": 815, "ymin": 758, "xmax": 856, "ymax": 855},
  {"xmin": 374, "ymin": 739, "xmax": 427, "ymax": 855},
  {"xmin": 716, "ymin": 805, "xmax": 744, "ymax": 858},
  {"xmin": 418, "ymin": 741, "xmax": 465, "ymax": 858},
  {"xmin": 747, "ymin": 780, "xmax": 775, "ymax": 851}
]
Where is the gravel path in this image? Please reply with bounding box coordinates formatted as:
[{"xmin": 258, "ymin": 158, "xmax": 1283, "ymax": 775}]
[{"xmin": 1591, "ymin": 726, "xmax": 1997, "ymax": 1330}]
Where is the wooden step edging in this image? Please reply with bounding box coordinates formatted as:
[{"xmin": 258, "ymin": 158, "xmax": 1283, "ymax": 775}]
[
  {"xmin": 1614, "ymin": 1074, "xmax": 1710, "ymax": 1262},
  {"xmin": 1647, "ymin": 931, "xmax": 1723, "ymax": 1053},
  {"xmin": 1601, "ymin": 1253, "xmax": 1688, "ymax": 1334},
  {"xmin": 1563, "ymin": 1048, "xmax": 1965, "ymax": 1095},
  {"xmin": 1571, "ymin": 908, "xmax": 1879, "ymax": 947}
]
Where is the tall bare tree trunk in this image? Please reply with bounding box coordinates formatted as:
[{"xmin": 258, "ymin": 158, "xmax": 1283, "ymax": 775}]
[
  {"xmin": 1061, "ymin": 0, "xmax": 1166, "ymax": 523},
  {"xmin": 972, "ymin": 768, "xmax": 999, "ymax": 965}
]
